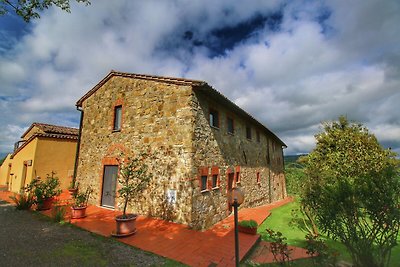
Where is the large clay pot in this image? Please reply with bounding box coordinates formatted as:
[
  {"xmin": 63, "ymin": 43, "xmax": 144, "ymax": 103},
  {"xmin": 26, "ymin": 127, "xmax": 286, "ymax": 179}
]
[
  {"xmin": 113, "ymin": 214, "xmax": 137, "ymax": 237},
  {"xmin": 37, "ymin": 197, "xmax": 54, "ymax": 211},
  {"xmin": 71, "ymin": 206, "xmax": 87, "ymax": 219}
]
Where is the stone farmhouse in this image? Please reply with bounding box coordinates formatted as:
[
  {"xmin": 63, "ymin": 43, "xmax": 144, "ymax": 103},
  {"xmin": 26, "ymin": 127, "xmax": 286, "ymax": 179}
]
[
  {"xmin": 0, "ymin": 123, "xmax": 78, "ymax": 193},
  {"xmin": 75, "ymin": 71, "xmax": 287, "ymax": 229}
]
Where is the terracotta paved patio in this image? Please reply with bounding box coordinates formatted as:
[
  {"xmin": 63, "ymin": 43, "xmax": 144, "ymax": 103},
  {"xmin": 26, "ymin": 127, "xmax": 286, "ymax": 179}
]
[{"xmin": 0, "ymin": 190, "xmax": 309, "ymax": 266}]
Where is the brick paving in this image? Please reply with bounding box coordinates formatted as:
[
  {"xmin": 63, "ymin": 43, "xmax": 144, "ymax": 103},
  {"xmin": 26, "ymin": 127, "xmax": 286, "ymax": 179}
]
[{"xmin": 0, "ymin": 190, "xmax": 309, "ymax": 266}]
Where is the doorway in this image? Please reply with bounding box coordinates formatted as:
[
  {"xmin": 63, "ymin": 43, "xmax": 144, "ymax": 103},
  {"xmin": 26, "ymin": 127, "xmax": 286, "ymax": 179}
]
[
  {"xmin": 101, "ymin": 165, "xmax": 118, "ymax": 208},
  {"xmin": 20, "ymin": 163, "xmax": 28, "ymax": 193}
]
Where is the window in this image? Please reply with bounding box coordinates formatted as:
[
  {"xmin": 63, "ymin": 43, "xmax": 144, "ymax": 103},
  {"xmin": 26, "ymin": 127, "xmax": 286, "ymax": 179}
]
[
  {"xmin": 256, "ymin": 131, "xmax": 260, "ymax": 143},
  {"xmin": 246, "ymin": 126, "xmax": 252, "ymax": 139},
  {"xmin": 209, "ymin": 109, "xmax": 219, "ymax": 128},
  {"xmin": 212, "ymin": 174, "xmax": 218, "ymax": 188},
  {"xmin": 227, "ymin": 116, "xmax": 234, "ymax": 134},
  {"xmin": 257, "ymin": 172, "xmax": 261, "ymax": 184},
  {"xmin": 113, "ymin": 105, "xmax": 122, "ymax": 131},
  {"xmin": 201, "ymin": 175, "xmax": 208, "ymax": 191}
]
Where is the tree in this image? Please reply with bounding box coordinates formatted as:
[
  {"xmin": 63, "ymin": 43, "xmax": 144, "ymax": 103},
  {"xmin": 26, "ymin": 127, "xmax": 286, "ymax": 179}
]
[
  {"xmin": 117, "ymin": 153, "xmax": 152, "ymax": 218},
  {"xmin": 0, "ymin": 0, "xmax": 90, "ymax": 22},
  {"xmin": 301, "ymin": 116, "xmax": 400, "ymax": 267}
]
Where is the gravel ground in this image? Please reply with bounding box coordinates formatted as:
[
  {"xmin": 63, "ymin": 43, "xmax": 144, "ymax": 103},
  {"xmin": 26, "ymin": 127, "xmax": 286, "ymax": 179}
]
[{"xmin": 0, "ymin": 200, "xmax": 178, "ymax": 267}]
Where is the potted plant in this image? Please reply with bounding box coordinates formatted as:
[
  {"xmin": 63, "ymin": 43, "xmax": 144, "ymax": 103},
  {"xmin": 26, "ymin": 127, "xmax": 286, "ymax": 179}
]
[
  {"xmin": 71, "ymin": 187, "xmax": 92, "ymax": 219},
  {"xmin": 238, "ymin": 219, "xmax": 258, "ymax": 235},
  {"xmin": 112, "ymin": 153, "xmax": 152, "ymax": 237},
  {"xmin": 68, "ymin": 180, "xmax": 79, "ymax": 196},
  {"xmin": 26, "ymin": 172, "xmax": 62, "ymax": 210}
]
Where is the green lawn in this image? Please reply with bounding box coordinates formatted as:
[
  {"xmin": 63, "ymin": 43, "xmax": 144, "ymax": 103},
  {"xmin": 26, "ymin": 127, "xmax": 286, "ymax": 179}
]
[{"xmin": 255, "ymin": 200, "xmax": 400, "ymax": 266}]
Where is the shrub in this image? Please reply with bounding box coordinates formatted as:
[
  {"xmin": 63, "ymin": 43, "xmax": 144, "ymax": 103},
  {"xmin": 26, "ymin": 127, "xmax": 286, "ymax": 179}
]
[
  {"xmin": 305, "ymin": 233, "xmax": 339, "ymax": 266},
  {"xmin": 238, "ymin": 219, "xmax": 258, "ymax": 228},
  {"xmin": 302, "ymin": 116, "xmax": 400, "ymax": 267},
  {"xmin": 266, "ymin": 228, "xmax": 292, "ymax": 264},
  {"xmin": 25, "ymin": 171, "xmax": 62, "ymax": 206}
]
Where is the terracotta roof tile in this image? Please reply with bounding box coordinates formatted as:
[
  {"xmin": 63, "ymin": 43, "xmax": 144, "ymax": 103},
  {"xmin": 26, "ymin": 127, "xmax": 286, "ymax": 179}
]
[{"xmin": 21, "ymin": 122, "xmax": 78, "ymax": 138}]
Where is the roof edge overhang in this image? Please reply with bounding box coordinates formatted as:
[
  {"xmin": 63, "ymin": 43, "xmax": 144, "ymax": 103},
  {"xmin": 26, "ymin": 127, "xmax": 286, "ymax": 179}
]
[{"xmin": 194, "ymin": 84, "xmax": 287, "ymax": 147}]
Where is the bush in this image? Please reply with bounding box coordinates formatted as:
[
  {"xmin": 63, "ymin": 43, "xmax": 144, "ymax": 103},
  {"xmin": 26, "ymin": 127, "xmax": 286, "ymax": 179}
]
[
  {"xmin": 302, "ymin": 116, "xmax": 400, "ymax": 267},
  {"xmin": 51, "ymin": 205, "xmax": 66, "ymax": 223},
  {"xmin": 266, "ymin": 228, "xmax": 292, "ymax": 264},
  {"xmin": 9, "ymin": 193, "xmax": 34, "ymax": 210},
  {"xmin": 238, "ymin": 219, "xmax": 258, "ymax": 228},
  {"xmin": 25, "ymin": 171, "xmax": 62, "ymax": 206}
]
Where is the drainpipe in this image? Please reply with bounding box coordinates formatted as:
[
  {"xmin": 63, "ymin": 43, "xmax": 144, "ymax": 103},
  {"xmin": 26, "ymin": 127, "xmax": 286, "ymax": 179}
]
[{"xmin": 72, "ymin": 106, "xmax": 84, "ymax": 187}]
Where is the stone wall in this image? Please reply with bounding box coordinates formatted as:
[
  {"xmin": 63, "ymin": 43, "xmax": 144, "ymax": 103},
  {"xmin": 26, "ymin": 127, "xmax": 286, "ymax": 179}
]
[
  {"xmin": 76, "ymin": 75, "xmax": 286, "ymax": 230},
  {"xmin": 189, "ymin": 90, "xmax": 286, "ymax": 229},
  {"xmin": 76, "ymin": 76, "xmax": 196, "ymax": 225}
]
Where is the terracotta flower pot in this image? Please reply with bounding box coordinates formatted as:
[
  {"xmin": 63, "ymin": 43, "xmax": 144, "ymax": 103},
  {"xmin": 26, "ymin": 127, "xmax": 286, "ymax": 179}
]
[
  {"xmin": 37, "ymin": 197, "xmax": 54, "ymax": 211},
  {"xmin": 112, "ymin": 214, "xmax": 137, "ymax": 237},
  {"xmin": 71, "ymin": 206, "xmax": 87, "ymax": 219},
  {"xmin": 238, "ymin": 225, "xmax": 257, "ymax": 235}
]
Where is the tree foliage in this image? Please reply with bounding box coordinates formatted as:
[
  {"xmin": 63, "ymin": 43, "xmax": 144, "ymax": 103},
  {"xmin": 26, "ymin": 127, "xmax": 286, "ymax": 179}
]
[
  {"xmin": 285, "ymin": 162, "xmax": 306, "ymax": 196},
  {"xmin": 301, "ymin": 116, "xmax": 400, "ymax": 267},
  {"xmin": 0, "ymin": 0, "xmax": 90, "ymax": 22},
  {"xmin": 117, "ymin": 153, "xmax": 152, "ymax": 218}
]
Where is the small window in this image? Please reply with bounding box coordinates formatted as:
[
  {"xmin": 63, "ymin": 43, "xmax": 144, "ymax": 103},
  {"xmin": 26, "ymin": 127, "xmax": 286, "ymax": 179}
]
[
  {"xmin": 257, "ymin": 172, "xmax": 261, "ymax": 184},
  {"xmin": 236, "ymin": 171, "xmax": 240, "ymax": 183},
  {"xmin": 212, "ymin": 174, "xmax": 218, "ymax": 188},
  {"xmin": 246, "ymin": 126, "xmax": 252, "ymax": 139},
  {"xmin": 227, "ymin": 117, "xmax": 234, "ymax": 134},
  {"xmin": 209, "ymin": 109, "xmax": 219, "ymax": 128},
  {"xmin": 113, "ymin": 105, "xmax": 122, "ymax": 131},
  {"xmin": 201, "ymin": 175, "xmax": 208, "ymax": 191},
  {"xmin": 256, "ymin": 131, "xmax": 260, "ymax": 143}
]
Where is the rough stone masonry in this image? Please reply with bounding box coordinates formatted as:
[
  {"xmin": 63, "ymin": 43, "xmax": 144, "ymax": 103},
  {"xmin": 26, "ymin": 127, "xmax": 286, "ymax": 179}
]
[{"xmin": 75, "ymin": 71, "xmax": 287, "ymax": 230}]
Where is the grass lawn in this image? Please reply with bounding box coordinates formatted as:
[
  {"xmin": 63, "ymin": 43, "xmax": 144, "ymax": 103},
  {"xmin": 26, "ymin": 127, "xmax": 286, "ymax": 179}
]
[{"xmin": 256, "ymin": 200, "xmax": 400, "ymax": 266}]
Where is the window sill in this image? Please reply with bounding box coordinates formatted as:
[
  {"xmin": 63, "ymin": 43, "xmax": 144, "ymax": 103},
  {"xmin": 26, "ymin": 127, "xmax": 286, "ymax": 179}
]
[
  {"xmin": 201, "ymin": 189, "xmax": 209, "ymax": 194},
  {"xmin": 112, "ymin": 129, "xmax": 121, "ymax": 133},
  {"xmin": 210, "ymin": 125, "xmax": 220, "ymax": 130},
  {"xmin": 212, "ymin": 186, "xmax": 220, "ymax": 190},
  {"xmin": 227, "ymin": 132, "xmax": 234, "ymax": 136}
]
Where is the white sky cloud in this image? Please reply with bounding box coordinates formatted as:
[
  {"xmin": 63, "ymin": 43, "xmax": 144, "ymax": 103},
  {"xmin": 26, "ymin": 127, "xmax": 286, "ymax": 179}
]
[{"xmin": 0, "ymin": 0, "xmax": 399, "ymax": 156}]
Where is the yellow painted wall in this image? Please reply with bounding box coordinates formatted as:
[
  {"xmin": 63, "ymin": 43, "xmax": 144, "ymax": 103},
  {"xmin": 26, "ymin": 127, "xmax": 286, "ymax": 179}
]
[
  {"xmin": 0, "ymin": 154, "xmax": 13, "ymax": 187},
  {"xmin": 34, "ymin": 137, "xmax": 77, "ymax": 190},
  {"xmin": 10, "ymin": 139, "xmax": 38, "ymax": 193}
]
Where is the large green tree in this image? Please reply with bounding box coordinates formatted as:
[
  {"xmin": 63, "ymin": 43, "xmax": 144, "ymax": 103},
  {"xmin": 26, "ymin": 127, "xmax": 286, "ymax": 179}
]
[
  {"xmin": 302, "ymin": 116, "xmax": 400, "ymax": 267},
  {"xmin": 1, "ymin": 0, "xmax": 90, "ymax": 22}
]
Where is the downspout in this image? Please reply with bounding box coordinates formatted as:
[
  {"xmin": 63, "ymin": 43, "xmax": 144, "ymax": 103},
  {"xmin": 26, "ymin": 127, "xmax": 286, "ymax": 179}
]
[
  {"xmin": 72, "ymin": 106, "xmax": 84, "ymax": 187},
  {"xmin": 267, "ymin": 139, "xmax": 272, "ymax": 203}
]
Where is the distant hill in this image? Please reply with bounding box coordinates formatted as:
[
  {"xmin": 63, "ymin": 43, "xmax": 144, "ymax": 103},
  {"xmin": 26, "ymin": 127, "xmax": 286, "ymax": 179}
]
[{"xmin": 284, "ymin": 154, "xmax": 307, "ymax": 165}]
